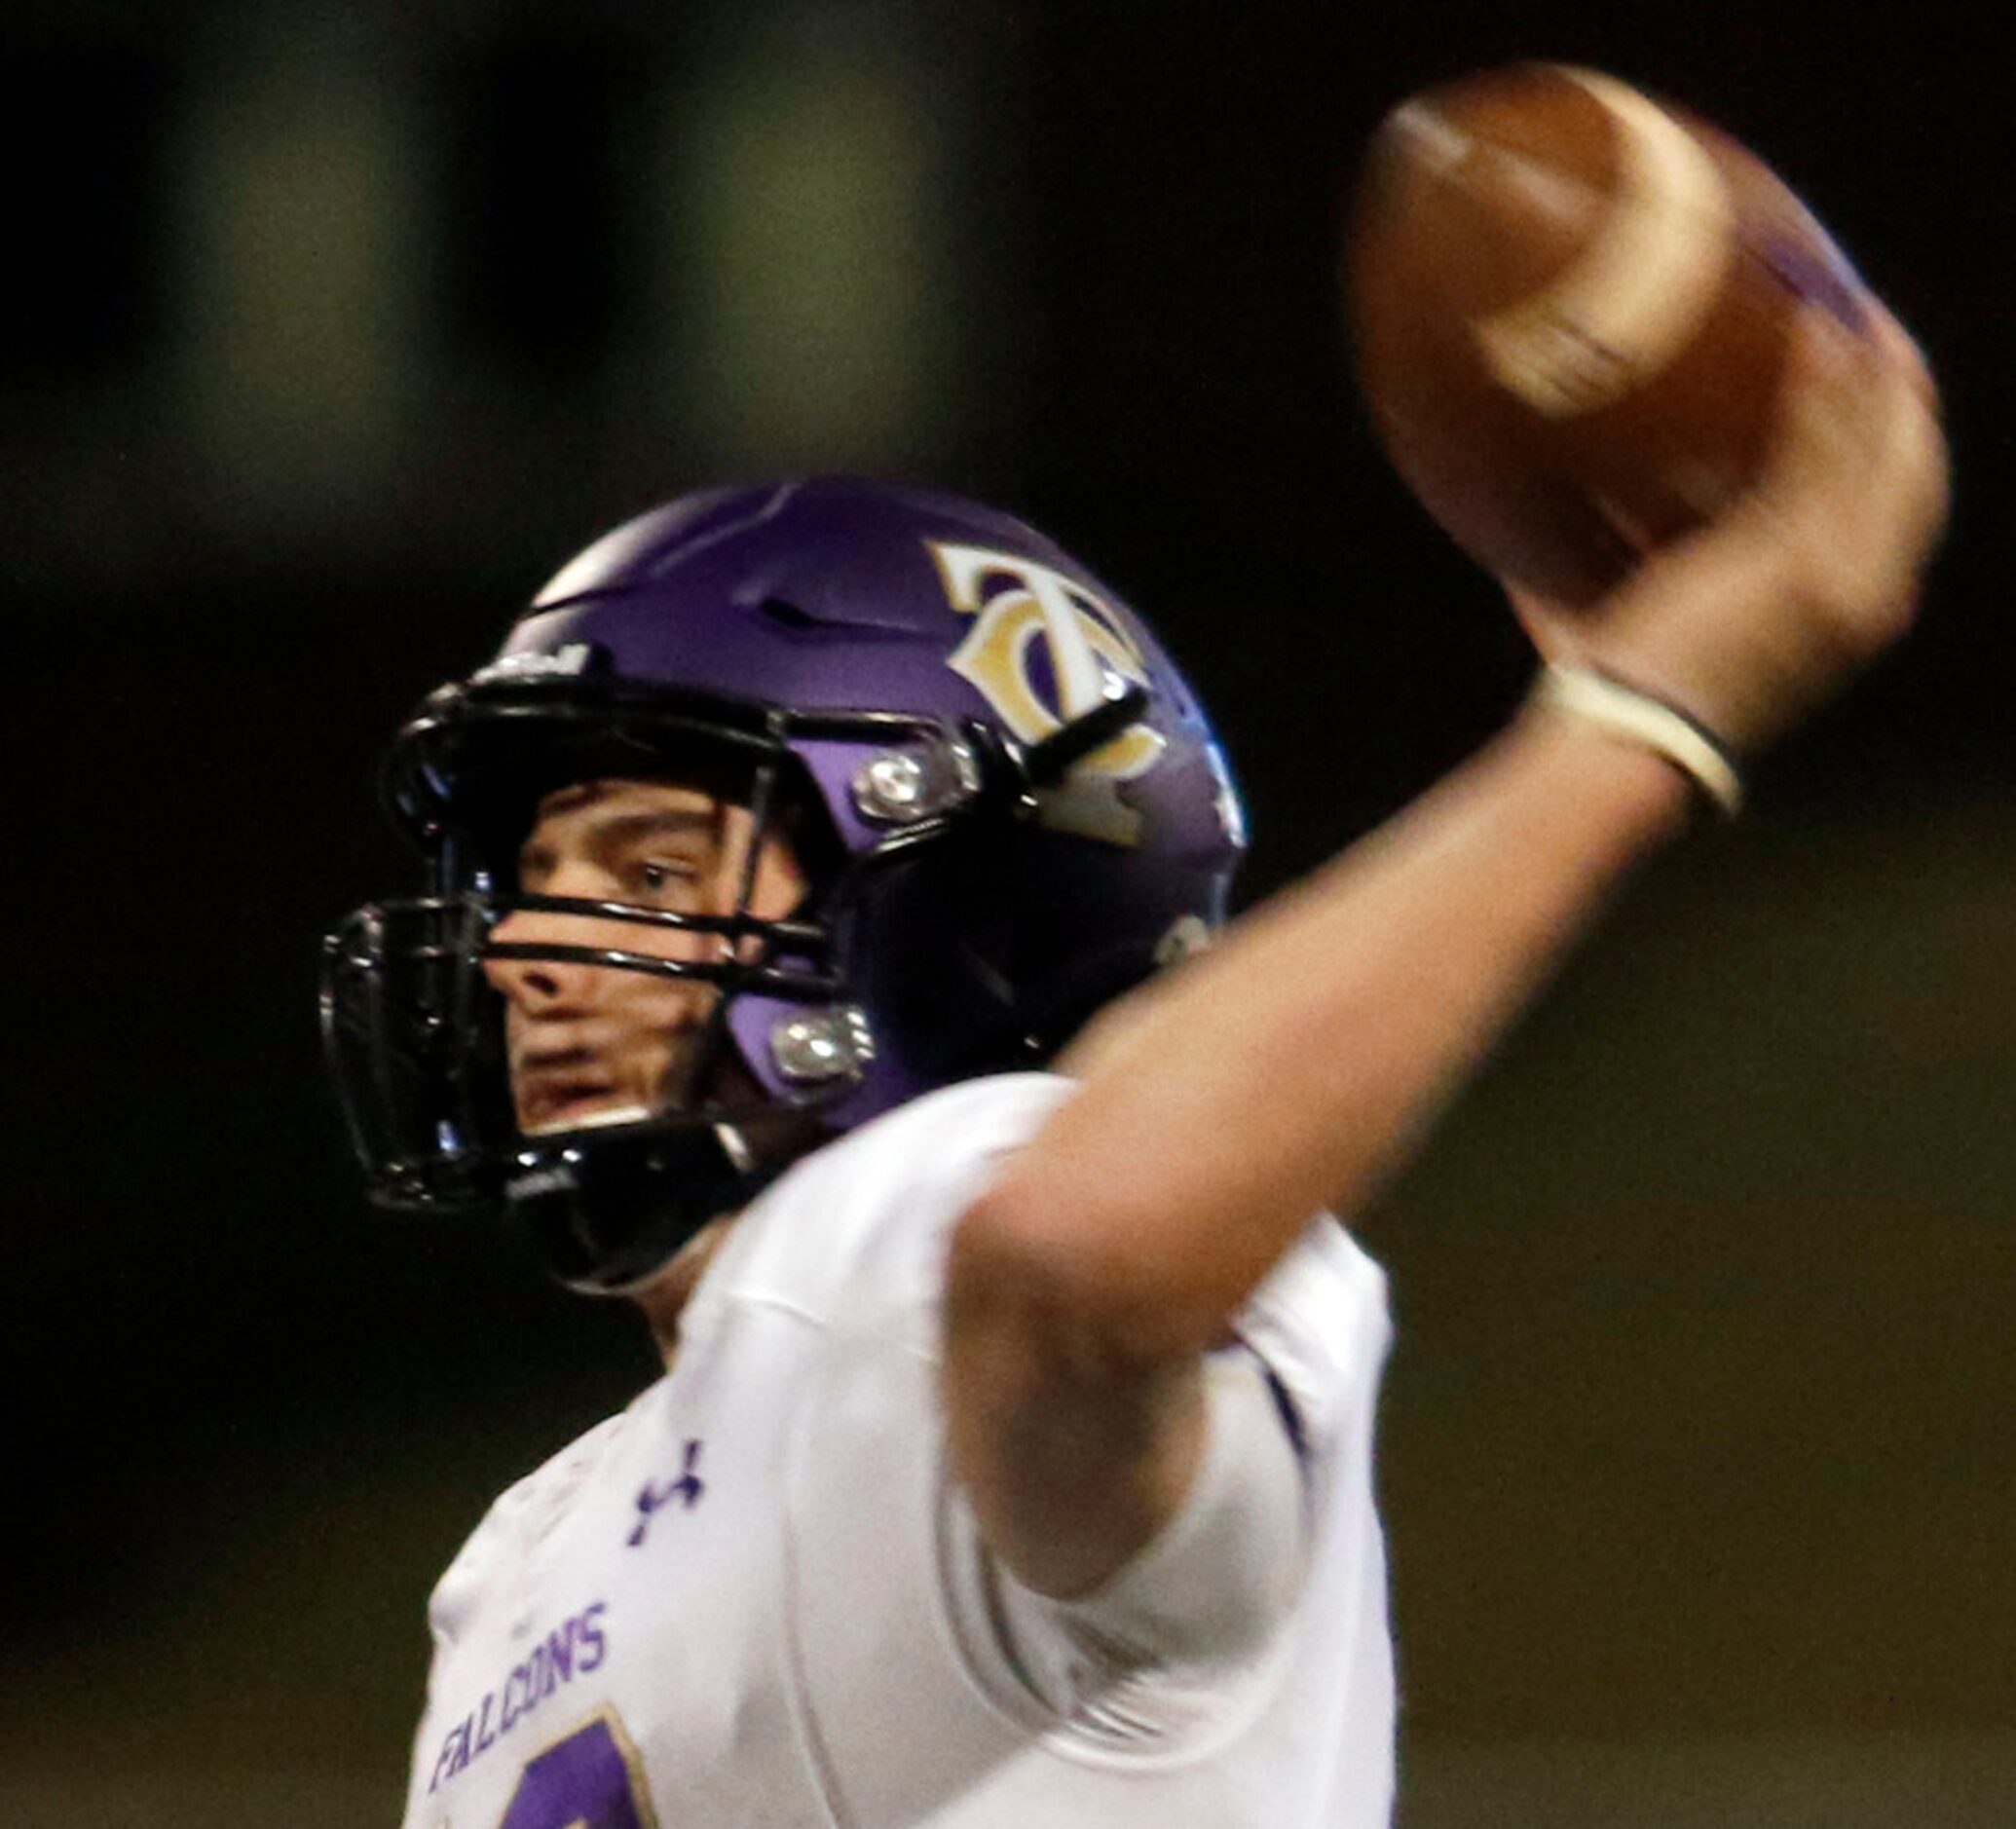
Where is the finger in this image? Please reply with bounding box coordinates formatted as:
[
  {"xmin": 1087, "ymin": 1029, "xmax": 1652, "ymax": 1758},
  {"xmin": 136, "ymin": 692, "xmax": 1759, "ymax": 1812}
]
[
  {"xmin": 1857, "ymin": 310, "xmax": 1949, "ymax": 521},
  {"xmin": 1808, "ymin": 322, "xmax": 1950, "ymax": 619},
  {"xmin": 1877, "ymin": 367, "xmax": 1952, "ymax": 557},
  {"xmin": 1789, "ymin": 297, "xmax": 1864, "ymax": 380},
  {"xmin": 1859, "ymin": 298, "xmax": 1939, "ymax": 411},
  {"xmin": 1757, "ymin": 304, "xmax": 1868, "ymax": 500},
  {"xmin": 1768, "ymin": 296, "xmax": 1940, "ymax": 505}
]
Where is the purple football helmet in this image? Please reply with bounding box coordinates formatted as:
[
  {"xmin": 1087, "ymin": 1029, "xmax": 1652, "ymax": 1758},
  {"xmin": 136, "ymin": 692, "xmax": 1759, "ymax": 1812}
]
[{"xmin": 323, "ymin": 478, "xmax": 1246, "ymax": 1289}]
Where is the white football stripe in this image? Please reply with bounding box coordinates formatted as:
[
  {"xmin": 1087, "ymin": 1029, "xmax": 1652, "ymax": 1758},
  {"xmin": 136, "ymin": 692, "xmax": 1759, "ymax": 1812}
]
[
  {"xmin": 1475, "ymin": 66, "xmax": 1736, "ymax": 418},
  {"xmin": 1387, "ymin": 99, "xmax": 1474, "ymax": 176}
]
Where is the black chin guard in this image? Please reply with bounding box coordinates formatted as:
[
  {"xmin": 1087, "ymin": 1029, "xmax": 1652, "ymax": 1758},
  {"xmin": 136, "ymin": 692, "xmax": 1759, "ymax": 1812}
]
[{"xmin": 504, "ymin": 1117, "xmax": 807, "ymax": 1293}]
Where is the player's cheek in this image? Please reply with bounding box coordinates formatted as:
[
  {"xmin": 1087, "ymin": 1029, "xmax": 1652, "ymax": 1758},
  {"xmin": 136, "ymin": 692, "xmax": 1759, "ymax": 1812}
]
[{"xmin": 611, "ymin": 976, "xmax": 717, "ymax": 1046}]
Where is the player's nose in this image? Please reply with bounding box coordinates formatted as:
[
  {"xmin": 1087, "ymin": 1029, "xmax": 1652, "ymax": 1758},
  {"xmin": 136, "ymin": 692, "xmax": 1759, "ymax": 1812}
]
[{"xmin": 483, "ymin": 877, "xmax": 605, "ymax": 1008}]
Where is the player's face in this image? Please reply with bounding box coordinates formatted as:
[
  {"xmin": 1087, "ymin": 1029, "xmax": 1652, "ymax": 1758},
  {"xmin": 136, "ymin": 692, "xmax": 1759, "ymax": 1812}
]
[{"xmin": 482, "ymin": 778, "xmax": 807, "ymax": 1137}]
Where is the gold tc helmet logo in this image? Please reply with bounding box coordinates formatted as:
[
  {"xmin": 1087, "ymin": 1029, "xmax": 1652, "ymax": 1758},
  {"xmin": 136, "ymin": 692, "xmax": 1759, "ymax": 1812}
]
[{"xmin": 930, "ymin": 541, "xmax": 1164, "ymax": 844}]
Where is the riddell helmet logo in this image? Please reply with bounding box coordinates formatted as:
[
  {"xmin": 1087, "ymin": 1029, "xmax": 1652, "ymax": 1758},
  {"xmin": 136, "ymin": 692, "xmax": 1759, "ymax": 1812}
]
[{"xmin": 930, "ymin": 541, "xmax": 1164, "ymax": 844}]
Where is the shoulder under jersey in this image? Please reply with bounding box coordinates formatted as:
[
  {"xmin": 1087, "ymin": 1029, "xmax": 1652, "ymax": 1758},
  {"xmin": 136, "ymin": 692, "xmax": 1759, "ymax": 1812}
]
[{"xmin": 401, "ymin": 1071, "xmax": 1396, "ymax": 1829}]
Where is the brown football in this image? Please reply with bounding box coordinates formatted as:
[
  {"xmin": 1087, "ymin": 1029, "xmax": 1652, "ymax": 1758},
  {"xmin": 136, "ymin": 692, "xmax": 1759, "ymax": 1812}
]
[{"xmin": 1346, "ymin": 62, "xmax": 1874, "ymax": 605}]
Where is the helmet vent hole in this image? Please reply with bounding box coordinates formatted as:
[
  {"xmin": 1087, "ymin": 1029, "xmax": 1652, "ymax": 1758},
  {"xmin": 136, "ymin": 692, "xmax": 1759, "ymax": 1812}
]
[{"xmin": 756, "ymin": 596, "xmax": 821, "ymax": 631}]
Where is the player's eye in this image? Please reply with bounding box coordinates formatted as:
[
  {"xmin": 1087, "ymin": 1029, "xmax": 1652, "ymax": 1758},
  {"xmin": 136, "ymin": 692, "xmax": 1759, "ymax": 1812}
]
[{"xmin": 635, "ymin": 859, "xmax": 699, "ymax": 900}]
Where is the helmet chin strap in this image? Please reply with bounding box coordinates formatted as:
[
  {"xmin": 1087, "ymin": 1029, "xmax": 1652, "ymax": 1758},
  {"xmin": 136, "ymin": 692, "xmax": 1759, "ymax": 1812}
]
[{"xmin": 1015, "ymin": 681, "xmax": 1151, "ymax": 784}]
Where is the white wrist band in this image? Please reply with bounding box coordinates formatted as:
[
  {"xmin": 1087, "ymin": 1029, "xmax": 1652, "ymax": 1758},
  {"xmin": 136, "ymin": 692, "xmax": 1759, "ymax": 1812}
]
[{"xmin": 1531, "ymin": 664, "xmax": 1744, "ymax": 816}]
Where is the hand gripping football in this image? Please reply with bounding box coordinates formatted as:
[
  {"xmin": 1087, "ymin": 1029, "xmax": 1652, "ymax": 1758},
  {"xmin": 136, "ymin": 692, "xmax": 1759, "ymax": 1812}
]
[{"xmin": 1346, "ymin": 62, "xmax": 1875, "ymax": 605}]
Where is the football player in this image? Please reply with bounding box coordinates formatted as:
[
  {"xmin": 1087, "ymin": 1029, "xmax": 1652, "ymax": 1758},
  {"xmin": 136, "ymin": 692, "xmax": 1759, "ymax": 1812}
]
[{"xmin": 325, "ymin": 304, "xmax": 1943, "ymax": 1828}]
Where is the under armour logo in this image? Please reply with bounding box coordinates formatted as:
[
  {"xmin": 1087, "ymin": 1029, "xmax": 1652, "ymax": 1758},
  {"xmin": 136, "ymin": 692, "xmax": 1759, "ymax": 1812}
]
[{"xmin": 627, "ymin": 1439, "xmax": 705, "ymax": 1547}]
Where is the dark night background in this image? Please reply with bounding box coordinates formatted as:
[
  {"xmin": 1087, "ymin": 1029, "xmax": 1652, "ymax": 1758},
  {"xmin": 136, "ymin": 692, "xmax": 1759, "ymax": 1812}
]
[{"xmin": 4, "ymin": 3, "xmax": 2009, "ymax": 1823}]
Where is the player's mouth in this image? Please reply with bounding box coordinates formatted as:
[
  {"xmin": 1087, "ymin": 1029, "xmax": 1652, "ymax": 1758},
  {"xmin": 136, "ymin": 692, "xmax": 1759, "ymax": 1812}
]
[{"xmin": 516, "ymin": 1075, "xmax": 654, "ymax": 1137}]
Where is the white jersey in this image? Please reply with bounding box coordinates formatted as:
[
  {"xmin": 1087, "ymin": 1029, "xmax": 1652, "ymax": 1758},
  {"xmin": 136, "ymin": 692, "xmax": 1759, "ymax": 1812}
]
[{"xmin": 401, "ymin": 1072, "xmax": 1396, "ymax": 1829}]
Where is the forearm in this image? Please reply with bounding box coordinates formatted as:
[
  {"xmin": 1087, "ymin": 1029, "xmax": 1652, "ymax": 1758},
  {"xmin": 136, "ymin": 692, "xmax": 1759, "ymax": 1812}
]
[
  {"xmin": 945, "ymin": 299, "xmax": 1941, "ymax": 1599},
  {"xmin": 969, "ymin": 704, "xmax": 1694, "ymax": 1357}
]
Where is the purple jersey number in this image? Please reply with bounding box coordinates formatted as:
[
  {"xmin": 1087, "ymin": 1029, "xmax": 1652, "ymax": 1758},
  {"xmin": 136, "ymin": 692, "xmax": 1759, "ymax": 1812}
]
[{"xmin": 499, "ymin": 1714, "xmax": 654, "ymax": 1829}]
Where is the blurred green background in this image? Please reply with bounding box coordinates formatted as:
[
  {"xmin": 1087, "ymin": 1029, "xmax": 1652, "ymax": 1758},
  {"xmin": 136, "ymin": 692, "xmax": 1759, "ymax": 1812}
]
[{"xmin": 4, "ymin": 3, "xmax": 2009, "ymax": 1823}]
